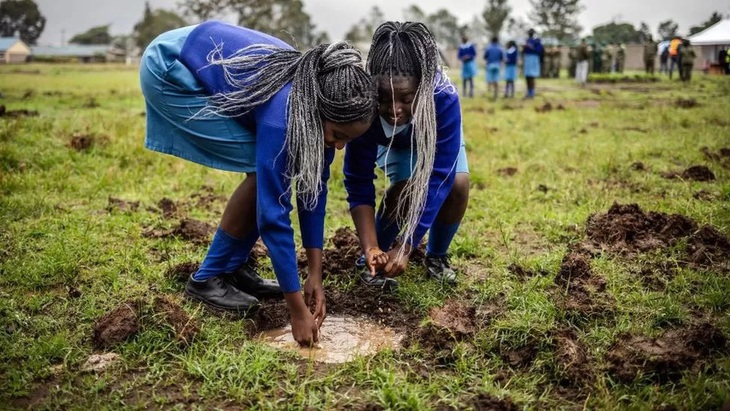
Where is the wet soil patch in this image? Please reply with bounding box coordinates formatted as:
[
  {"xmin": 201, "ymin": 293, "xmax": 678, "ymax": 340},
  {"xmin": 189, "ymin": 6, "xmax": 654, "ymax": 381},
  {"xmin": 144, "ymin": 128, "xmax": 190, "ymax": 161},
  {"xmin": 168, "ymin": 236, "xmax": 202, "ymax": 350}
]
[
  {"xmin": 166, "ymin": 261, "xmax": 200, "ymax": 283},
  {"xmin": 497, "ymin": 167, "xmax": 518, "ymax": 177},
  {"xmin": 321, "ymin": 227, "xmax": 361, "ymax": 278},
  {"xmin": 553, "ymin": 328, "xmax": 593, "ymax": 387},
  {"xmin": 93, "ymin": 296, "xmax": 198, "ymax": 349},
  {"xmin": 106, "ymin": 196, "xmax": 139, "ymax": 213},
  {"xmin": 675, "ymin": 98, "xmax": 698, "ymax": 109},
  {"xmin": 0, "ymin": 105, "xmax": 39, "ymax": 118},
  {"xmin": 661, "ymin": 165, "xmax": 715, "ymax": 182},
  {"xmin": 143, "ymin": 218, "xmax": 215, "ymax": 244},
  {"xmin": 606, "ymin": 322, "xmax": 727, "ymax": 383}
]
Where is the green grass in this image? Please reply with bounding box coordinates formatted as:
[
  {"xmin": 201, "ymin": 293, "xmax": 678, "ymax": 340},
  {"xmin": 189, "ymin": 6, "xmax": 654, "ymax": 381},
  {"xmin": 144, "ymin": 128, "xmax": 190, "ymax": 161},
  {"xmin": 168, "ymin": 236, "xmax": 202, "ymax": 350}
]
[{"xmin": 1, "ymin": 64, "xmax": 729, "ymax": 410}]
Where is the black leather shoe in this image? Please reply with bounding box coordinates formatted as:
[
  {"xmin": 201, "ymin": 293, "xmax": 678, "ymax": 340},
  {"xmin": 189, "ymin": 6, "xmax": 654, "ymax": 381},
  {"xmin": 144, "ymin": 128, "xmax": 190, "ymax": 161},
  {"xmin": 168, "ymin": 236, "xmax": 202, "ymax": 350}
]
[
  {"xmin": 224, "ymin": 263, "xmax": 283, "ymax": 299},
  {"xmin": 359, "ymin": 268, "xmax": 398, "ymax": 292},
  {"xmin": 185, "ymin": 275, "xmax": 260, "ymax": 314},
  {"xmin": 424, "ymin": 254, "xmax": 457, "ymax": 284}
]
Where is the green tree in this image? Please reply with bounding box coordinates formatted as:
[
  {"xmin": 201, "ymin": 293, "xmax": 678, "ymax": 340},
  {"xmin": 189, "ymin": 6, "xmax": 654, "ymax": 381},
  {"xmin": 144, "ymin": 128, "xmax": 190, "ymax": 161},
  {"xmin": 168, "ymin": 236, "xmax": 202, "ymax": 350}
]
[
  {"xmin": 657, "ymin": 19, "xmax": 679, "ymax": 40},
  {"xmin": 504, "ymin": 16, "xmax": 530, "ymax": 41},
  {"xmin": 0, "ymin": 0, "xmax": 45, "ymax": 45},
  {"xmin": 482, "ymin": 0, "xmax": 511, "ymax": 39},
  {"xmin": 427, "ymin": 9, "xmax": 463, "ymax": 48},
  {"xmin": 134, "ymin": 1, "xmax": 187, "ymax": 50},
  {"xmin": 637, "ymin": 21, "xmax": 652, "ymax": 42},
  {"xmin": 466, "ymin": 15, "xmax": 490, "ymax": 45},
  {"xmin": 69, "ymin": 25, "xmax": 112, "ymax": 45},
  {"xmin": 592, "ymin": 22, "xmax": 640, "ymax": 44},
  {"xmin": 689, "ymin": 11, "xmax": 722, "ymax": 35},
  {"xmin": 403, "ymin": 5, "xmax": 426, "ymax": 22},
  {"xmin": 344, "ymin": 5, "xmax": 384, "ymax": 44},
  {"xmin": 528, "ymin": 0, "xmax": 583, "ymax": 42}
]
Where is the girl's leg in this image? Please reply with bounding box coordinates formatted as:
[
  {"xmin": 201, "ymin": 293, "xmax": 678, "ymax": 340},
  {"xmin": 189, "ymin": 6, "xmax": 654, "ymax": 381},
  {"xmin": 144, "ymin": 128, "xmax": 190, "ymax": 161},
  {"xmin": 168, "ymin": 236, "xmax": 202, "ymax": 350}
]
[{"xmin": 427, "ymin": 173, "xmax": 470, "ymax": 256}]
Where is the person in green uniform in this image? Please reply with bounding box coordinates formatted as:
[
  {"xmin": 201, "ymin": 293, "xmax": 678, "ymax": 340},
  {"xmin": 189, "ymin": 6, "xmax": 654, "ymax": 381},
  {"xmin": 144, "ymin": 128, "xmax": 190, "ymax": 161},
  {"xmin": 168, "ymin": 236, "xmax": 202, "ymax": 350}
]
[
  {"xmin": 679, "ymin": 39, "xmax": 696, "ymax": 82},
  {"xmin": 602, "ymin": 43, "xmax": 613, "ymax": 73},
  {"xmin": 575, "ymin": 38, "xmax": 590, "ymax": 86},
  {"xmin": 592, "ymin": 42, "xmax": 603, "ymax": 74},
  {"xmin": 568, "ymin": 45, "xmax": 577, "ymax": 78},
  {"xmin": 616, "ymin": 43, "xmax": 626, "ymax": 73},
  {"xmin": 643, "ymin": 35, "xmax": 658, "ymax": 75},
  {"xmin": 552, "ymin": 45, "xmax": 562, "ymax": 78}
]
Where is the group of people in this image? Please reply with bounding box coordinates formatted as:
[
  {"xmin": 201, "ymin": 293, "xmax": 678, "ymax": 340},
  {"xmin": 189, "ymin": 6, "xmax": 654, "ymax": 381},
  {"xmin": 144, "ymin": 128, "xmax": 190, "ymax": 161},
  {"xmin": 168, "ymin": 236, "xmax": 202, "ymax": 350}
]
[
  {"xmin": 458, "ymin": 29, "xmax": 544, "ymax": 100},
  {"xmin": 140, "ymin": 20, "xmax": 469, "ymax": 345},
  {"xmin": 649, "ymin": 36, "xmax": 698, "ymax": 81}
]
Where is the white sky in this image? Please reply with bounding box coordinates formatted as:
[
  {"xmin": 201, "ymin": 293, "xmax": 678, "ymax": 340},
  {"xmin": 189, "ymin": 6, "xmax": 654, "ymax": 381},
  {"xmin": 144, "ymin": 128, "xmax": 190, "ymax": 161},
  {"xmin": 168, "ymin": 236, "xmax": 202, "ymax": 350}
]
[{"xmin": 36, "ymin": 0, "xmax": 730, "ymax": 46}]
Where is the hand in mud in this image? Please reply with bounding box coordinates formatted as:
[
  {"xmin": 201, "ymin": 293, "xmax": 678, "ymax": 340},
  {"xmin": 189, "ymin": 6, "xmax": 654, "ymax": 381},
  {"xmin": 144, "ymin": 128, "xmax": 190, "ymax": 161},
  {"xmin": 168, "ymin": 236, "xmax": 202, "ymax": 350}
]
[
  {"xmin": 383, "ymin": 247, "xmax": 410, "ymax": 277},
  {"xmin": 365, "ymin": 247, "xmax": 388, "ymax": 276},
  {"xmin": 290, "ymin": 305, "xmax": 319, "ymax": 347},
  {"xmin": 303, "ymin": 276, "xmax": 327, "ymax": 328}
]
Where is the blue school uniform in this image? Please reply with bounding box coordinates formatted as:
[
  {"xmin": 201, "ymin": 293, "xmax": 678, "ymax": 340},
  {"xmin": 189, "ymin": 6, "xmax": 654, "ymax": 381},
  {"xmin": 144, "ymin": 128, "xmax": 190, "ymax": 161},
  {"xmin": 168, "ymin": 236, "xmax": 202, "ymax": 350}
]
[
  {"xmin": 140, "ymin": 21, "xmax": 334, "ymax": 293},
  {"xmin": 484, "ymin": 43, "xmax": 504, "ymax": 83},
  {"xmin": 523, "ymin": 37, "xmax": 543, "ymax": 78},
  {"xmin": 343, "ymin": 75, "xmax": 468, "ymax": 248},
  {"xmin": 458, "ymin": 42, "xmax": 478, "ymax": 79},
  {"xmin": 504, "ymin": 46, "xmax": 518, "ymax": 81}
]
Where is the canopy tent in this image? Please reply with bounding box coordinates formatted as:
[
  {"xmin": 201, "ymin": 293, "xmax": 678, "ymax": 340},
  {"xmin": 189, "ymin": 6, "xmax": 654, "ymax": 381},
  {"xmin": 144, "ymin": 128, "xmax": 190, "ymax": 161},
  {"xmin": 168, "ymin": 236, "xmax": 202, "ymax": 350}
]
[{"xmin": 688, "ymin": 19, "xmax": 730, "ymax": 46}]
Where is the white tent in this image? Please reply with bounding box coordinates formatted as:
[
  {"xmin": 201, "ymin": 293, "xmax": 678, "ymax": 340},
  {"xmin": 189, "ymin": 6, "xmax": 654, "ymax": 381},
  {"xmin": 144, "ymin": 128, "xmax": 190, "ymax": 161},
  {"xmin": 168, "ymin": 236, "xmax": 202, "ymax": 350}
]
[{"xmin": 688, "ymin": 19, "xmax": 730, "ymax": 66}]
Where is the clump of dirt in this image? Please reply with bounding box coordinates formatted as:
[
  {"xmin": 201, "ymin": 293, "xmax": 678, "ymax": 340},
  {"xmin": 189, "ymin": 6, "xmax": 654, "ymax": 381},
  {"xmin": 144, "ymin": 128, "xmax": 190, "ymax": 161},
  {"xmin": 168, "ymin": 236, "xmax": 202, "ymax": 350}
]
[
  {"xmin": 630, "ymin": 162, "xmax": 646, "ymax": 171},
  {"xmin": 537, "ymin": 184, "xmax": 550, "ymax": 193},
  {"xmin": 497, "ymin": 167, "xmax": 518, "ymax": 177},
  {"xmin": 107, "ymin": 196, "xmax": 139, "ymax": 213},
  {"xmin": 606, "ymin": 322, "xmax": 727, "ymax": 382},
  {"xmin": 166, "ymin": 262, "xmax": 199, "ymax": 283},
  {"xmin": 249, "ymin": 300, "xmax": 290, "ymax": 332},
  {"xmin": 68, "ymin": 134, "xmax": 95, "ymax": 151},
  {"xmin": 143, "ymin": 218, "xmax": 214, "ymax": 244},
  {"xmin": 535, "ymin": 102, "xmax": 553, "ymax": 113},
  {"xmin": 661, "ymin": 166, "xmax": 716, "ymax": 182},
  {"xmin": 692, "ymin": 189, "xmax": 717, "ymax": 201},
  {"xmin": 675, "ymin": 98, "xmax": 698, "ymax": 108},
  {"xmin": 93, "ymin": 299, "xmax": 142, "ymax": 348},
  {"xmin": 500, "ymin": 338, "xmax": 541, "ymax": 369},
  {"xmin": 469, "ymin": 393, "xmax": 517, "ymax": 411},
  {"xmin": 93, "ymin": 297, "xmax": 198, "ymax": 348},
  {"xmin": 507, "ymin": 263, "xmax": 547, "ymax": 279},
  {"xmin": 157, "ymin": 198, "xmax": 178, "ymax": 218},
  {"xmin": 553, "ymin": 329, "xmax": 593, "ymax": 386},
  {"xmin": 428, "ymin": 300, "xmax": 477, "ymax": 338},
  {"xmin": 686, "ymin": 226, "xmax": 730, "ymax": 270},
  {"xmin": 0, "ymin": 105, "xmax": 39, "ymax": 118},
  {"xmin": 322, "ymin": 227, "xmax": 361, "ymax": 277},
  {"xmin": 555, "ymin": 252, "xmax": 593, "ymax": 285},
  {"xmin": 191, "ymin": 190, "xmax": 227, "ymax": 211},
  {"xmin": 554, "ymin": 252, "xmax": 615, "ymax": 320},
  {"xmin": 585, "ymin": 203, "xmax": 697, "ymax": 254}
]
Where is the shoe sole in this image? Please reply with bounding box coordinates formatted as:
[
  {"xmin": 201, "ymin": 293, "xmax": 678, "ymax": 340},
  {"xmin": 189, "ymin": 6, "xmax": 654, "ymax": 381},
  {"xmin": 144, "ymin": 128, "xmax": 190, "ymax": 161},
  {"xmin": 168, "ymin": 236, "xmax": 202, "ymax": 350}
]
[{"xmin": 184, "ymin": 289, "xmax": 261, "ymax": 316}]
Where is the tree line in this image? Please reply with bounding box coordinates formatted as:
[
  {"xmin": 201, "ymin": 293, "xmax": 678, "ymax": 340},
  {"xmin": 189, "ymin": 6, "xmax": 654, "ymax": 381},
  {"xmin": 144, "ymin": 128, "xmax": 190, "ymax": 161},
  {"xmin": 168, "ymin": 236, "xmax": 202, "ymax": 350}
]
[{"xmin": 0, "ymin": 0, "xmax": 725, "ymax": 53}]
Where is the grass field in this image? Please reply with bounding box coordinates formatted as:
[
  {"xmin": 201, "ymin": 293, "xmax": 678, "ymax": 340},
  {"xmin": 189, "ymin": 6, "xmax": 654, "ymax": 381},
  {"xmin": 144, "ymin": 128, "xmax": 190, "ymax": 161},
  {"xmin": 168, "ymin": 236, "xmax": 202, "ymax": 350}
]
[{"xmin": 1, "ymin": 64, "xmax": 729, "ymax": 410}]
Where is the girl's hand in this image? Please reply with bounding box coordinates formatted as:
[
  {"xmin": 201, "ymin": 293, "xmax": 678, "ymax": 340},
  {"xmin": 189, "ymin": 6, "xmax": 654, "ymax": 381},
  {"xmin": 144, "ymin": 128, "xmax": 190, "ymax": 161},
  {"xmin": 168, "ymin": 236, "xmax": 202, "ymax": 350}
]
[
  {"xmin": 383, "ymin": 246, "xmax": 411, "ymax": 277},
  {"xmin": 365, "ymin": 247, "xmax": 388, "ymax": 276},
  {"xmin": 290, "ymin": 303, "xmax": 319, "ymax": 347},
  {"xmin": 303, "ymin": 276, "xmax": 327, "ymax": 328}
]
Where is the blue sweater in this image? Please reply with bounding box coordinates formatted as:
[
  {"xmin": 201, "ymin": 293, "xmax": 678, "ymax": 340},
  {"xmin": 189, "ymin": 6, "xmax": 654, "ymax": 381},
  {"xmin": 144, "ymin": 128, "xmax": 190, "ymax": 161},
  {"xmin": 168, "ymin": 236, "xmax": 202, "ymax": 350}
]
[
  {"xmin": 344, "ymin": 77, "xmax": 462, "ymax": 247},
  {"xmin": 458, "ymin": 43, "xmax": 476, "ymax": 62},
  {"xmin": 524, "ymin": 37, "xmax": 543, "ymax": 56},
  {"xmin": 484, "ymin": 43, "xmax": 504, "ymax": 64},
  {"xmin": 180, "ymin": 21, "xmax": 333, "ymax": 293},
  {"xmin": 505, "ymin": 47, "xmax": 518, "ymax": 65}
]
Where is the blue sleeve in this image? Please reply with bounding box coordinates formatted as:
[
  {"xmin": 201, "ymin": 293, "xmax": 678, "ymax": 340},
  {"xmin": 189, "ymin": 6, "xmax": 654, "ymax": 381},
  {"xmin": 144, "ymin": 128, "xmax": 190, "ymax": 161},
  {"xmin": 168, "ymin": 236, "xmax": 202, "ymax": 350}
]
[
  {"xmin": 469, "ymin": 44, "xmax": 476, "ymax": 58},
  {"xmin": 344, "ymin": 131, "xmax": 379, "ymax": 210},
  {"xmin": 297, "ymin": 149, "xmax": 335, "ymax": 249},
  {"xmin": 409, "ymin": 89, "xmax": 461, "ymax": 246},
  {"xmin": 254, "ymin": 121, "xmax": 301, "ymax": 293},
  {"xmin": 457, "ymin": 47, "xmax": 465, "ymax": 60}
]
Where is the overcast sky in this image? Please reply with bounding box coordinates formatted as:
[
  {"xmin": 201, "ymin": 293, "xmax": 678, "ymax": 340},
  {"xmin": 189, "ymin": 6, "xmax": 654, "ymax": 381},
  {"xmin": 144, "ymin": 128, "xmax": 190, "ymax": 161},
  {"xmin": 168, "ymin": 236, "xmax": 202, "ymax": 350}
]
[{"xmin": 36, "ymin": 0, "xmax": 730, "ymax": 46}]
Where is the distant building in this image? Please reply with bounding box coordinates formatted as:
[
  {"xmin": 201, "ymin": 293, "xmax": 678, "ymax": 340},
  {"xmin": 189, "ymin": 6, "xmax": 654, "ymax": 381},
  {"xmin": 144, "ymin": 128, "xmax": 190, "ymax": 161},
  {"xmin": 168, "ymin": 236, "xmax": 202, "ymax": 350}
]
[
  {"xmin": 29, "ymin": 44, "xmax": 123, "ymax": 63},
  {"xmin": 0, "ymin": 37, "xmax": 31, "ymax": 64}
]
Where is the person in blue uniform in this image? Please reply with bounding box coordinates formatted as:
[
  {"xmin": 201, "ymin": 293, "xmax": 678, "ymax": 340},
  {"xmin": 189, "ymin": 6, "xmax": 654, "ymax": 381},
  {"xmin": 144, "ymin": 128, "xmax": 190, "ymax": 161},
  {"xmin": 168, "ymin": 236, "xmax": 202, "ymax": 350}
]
[
  {"xmin": 503, "ymin": 40, "xmax": 518, "ymax": 98},
  {"xmin": 484, "ymin": 37, "xmax": 504, "ymax": 100},
  {"xmin": 522, "ymin": 28, "xmax": 544, "ymax": 99},
  {"xmin": 139, "ymin": 21, "xmax": 376, "ymax": 346},
  {"xmin": 458, "ymin": 35, "xmax": 477, "ymax": 98},
  {"xmin": 344, "ymin": 21, "xmax": 470, "ymax": 289}
]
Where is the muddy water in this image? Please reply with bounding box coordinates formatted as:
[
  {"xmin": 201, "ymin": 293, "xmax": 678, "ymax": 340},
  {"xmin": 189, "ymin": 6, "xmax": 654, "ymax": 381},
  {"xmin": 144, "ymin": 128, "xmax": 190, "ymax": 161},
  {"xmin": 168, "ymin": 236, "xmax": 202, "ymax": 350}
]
[{"xmin": 260, "ymin": 315, "xmax": 402, "ymax": 363}]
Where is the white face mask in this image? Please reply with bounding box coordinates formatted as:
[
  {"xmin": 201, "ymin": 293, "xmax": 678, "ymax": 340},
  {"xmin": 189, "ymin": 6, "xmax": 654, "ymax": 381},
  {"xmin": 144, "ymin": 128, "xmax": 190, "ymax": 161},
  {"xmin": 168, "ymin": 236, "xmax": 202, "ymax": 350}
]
[{"xmin": 380, "ymin": 116, "xmax": 411, "ymax": 137}]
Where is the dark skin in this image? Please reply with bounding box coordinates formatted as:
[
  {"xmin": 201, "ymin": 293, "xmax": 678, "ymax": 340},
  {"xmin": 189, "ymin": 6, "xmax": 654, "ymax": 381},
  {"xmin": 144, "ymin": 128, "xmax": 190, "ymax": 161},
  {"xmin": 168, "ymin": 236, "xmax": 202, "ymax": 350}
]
[
  {"xmin": 221, "ymin": 118, "xmax": 370, "ymax": 347},
  {"xmin": 352, "ymin": 75, "xmax": 470, "ymax": 278}
]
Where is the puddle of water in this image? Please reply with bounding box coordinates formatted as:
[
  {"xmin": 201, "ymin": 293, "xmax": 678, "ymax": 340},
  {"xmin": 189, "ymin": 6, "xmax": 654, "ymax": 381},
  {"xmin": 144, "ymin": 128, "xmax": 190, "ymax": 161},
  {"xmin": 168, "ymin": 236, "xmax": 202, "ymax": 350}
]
[{"xmin": 260, "ymin": 315, "xmax": 402, "ymax": 364}]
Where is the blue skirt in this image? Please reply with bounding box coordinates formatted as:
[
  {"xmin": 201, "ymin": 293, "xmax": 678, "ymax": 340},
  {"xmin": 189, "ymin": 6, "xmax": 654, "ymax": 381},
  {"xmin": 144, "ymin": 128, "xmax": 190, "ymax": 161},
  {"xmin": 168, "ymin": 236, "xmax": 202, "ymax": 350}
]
[
  {"xmin": 523, "ymin": 54, "xmax": 541, "ymax": 78},
  {"xmin": 486, "ymin": 63, "xmax": 501, "ymax": 83},
  {"xmin": 139, "ymin": 26, "xmax": 258, "ymax": 173},
  {"xmin": 461, "ymin": 60, "xmax": 478, "ymax": 79},
  {"xmin": 504, "ymin": 64, "xmax": 517, "ymax": 81}
]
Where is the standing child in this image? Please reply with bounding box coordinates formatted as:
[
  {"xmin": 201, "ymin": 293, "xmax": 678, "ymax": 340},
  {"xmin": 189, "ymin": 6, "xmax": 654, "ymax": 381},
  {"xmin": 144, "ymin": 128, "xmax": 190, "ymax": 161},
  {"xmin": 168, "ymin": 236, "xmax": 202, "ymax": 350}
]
[
  {"xmin": 504, "ymin": 40, "xmax": 518, "ymax": 98},
  {"xmin": 458, "ymin": 35, "xmax": 478, "ymax": 98},
  {"xmin": 522, "ymin": 28, "xmax": 543, "ymax": 99},
  {"xmin": 345, "ymin": 21, "xmax": 470, "ymax": 288},
  {"xmin": 484, "ymin": 37, "xmax": 504, "ymax": 100},
  {"xmin": 140, "ymin": 21, "xmax": 376, "ymax": 345}
]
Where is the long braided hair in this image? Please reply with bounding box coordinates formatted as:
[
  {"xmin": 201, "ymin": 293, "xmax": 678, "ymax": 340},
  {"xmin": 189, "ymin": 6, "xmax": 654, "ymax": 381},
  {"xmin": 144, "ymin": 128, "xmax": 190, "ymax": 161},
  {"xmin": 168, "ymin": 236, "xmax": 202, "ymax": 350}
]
[
  {"xmin": 205, "ymin": 41, "xmax": 376, "ymax": 210},
  {"xmin": 367, "ymin": 21, "xmax": 444, "ymax": 253}
]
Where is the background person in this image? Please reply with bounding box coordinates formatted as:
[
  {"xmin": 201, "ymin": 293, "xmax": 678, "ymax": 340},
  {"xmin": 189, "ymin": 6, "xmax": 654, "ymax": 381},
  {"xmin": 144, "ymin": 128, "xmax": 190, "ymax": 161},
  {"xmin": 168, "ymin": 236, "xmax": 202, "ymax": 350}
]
[
  {"xmin": 522, "ymin": 28, "xmax": 543, "ymax": 99},
  {"xmin": 458, "ymin": 35, "xmax": 478, "ymax": 98}
]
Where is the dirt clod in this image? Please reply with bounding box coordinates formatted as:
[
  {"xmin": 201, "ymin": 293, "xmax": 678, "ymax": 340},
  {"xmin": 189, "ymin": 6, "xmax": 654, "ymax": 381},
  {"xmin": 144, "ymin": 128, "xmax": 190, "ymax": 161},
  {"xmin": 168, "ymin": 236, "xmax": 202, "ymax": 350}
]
[
  {"xmin": 107, "ymin": 196, "xmax": 139, "ymax": 213},
  {"xmin": 166, "ymin": 262, "xmax": 199, "ymax": 283},
  {"xmin": 661, "ymin": 165, "xmax": 716, "ymax": 182},
  {"xmin": 69, "ymin": 134, "xmax": 94, "ymax": 151},
  {"xmin": 93, "ymin": 300, "xmax": 141, "ymax": 349},
  {"xmin": 470, "ymin": 393, "xmax": 517, "ymax": 411},
  {"xmin": 497, "ymin": 167, "xmax": 518, "ymax": 177},
  {"xmin": 158, "ymin": 198, "xmax": 178, "ymax": 218},
  {"xmin": 322, "ymin": 227, "xmax": 361, "ymax": 277},
  {"xmin": 554, "ymin": 329, "xmax": 593, "ymax": 386},
  {"xmin": 173, "ymin": 219, "xmax": 214, "ymax": 243},
  {"xmin": 675, "ymin": 98, "xmax": 698, "ymax": 108},
  {"xmin": 429, "ymin": 300, "xmax": 477, "ymax": 337},
  {"xmin": 0, "ymin": 105, "xmax": 39, "ymax": 118},
  {"xmin": 686, "ymin": 226, "xmax": 730, "ymax": 270},
  {"xmin": 152, "ymin": 296, "xmax": 198, "ymax": 345}
]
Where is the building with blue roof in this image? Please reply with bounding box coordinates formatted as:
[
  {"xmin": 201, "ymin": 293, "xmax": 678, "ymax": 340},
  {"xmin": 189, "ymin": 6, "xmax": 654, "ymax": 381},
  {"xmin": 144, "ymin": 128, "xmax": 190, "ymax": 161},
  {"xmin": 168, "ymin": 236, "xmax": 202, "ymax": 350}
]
[{"xmin": 0, "ymin": 37, "xmax": 31, "ymax": 64}]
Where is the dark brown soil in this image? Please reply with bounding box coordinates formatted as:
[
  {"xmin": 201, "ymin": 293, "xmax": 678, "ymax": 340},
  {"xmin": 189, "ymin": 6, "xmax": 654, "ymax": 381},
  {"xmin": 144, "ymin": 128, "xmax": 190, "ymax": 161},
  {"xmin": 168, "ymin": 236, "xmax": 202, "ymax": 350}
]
[
  {"xmin": 661, "ymin": 165, "xmax": 716, "ymax": 182},
  {"xmin": 675, "ymin": 98, "xmax": 698, "ymax": 108},
  {"xmin": 535, "ymin": 102, "xmax": 553, "ymax": 113},
  {"xmin": 69, "ymin": 134, "xmax": 95, "ymax": 151},
  {"xmin": 250, "ymin": 300, "xmax": 290, "ymax": 332},
  {"xmin": 692, "ymin": 190, "xmax": 717, "ymax": 201},
  {"xmin": 553, "ymin": 252, "xmax": 615, "ymax": 320},
  {"xmin": 0, "ymin": 104, "xmax": 39, "ymax": 118},
  {"xmin": 507, "ymin": 263, "xmax": 548, "ymax": 279},
  {"xmin": 248, "ymin": 240, "xmax": 269, "ymax": 267},
  {"xmin": 166, "ymin": 262, "xmax": 200, "ymax": 283},
  {"xmin": 606, "ymin": 322, "xmax": 727, "ymax": 382},
  {"xmin": 500, "ymin": 338, "xmax": 540, "ymax": 369},
  {"xmin": 151, "ymin": 296, "xmax": 198, "ymax": 345},
  {"xmin": 686, "ymin": 226, "xmax": 730, "ymax": 271},
  {"xmin": 157, "ymin": 197, "xmax": 178, "ymax": 218},
  {"xmin": 191, "ymin": 191, "xmax": 227, "ymax": 211},
  {"xmin": 497, "ymin": 167, "xmax": 518, "ymax": 177},
  {"xmin": 428, "ymin": 300, "xmax": 477, "ymax": 337},
  {"xmin": 174, "ymin": 219, "xmax": 214, "ymax": 243},
  {"xmin": 470, "ymin": 393, "xmax": 517, "ymax": 411},
  {"xmin": 67, "ymin": 286, "xmax": 82, "ymax": 299},
  {"xmin": 93, "ymin": 299, "xmax": 142, "ymax": 348},
  {"xmin": 553, "ymin": 328, "xmax": 593, "ymax": 386},
  {"xmin": 630, "ymin": 161, "xmax": 646, "ymax": 171},
  {"xmin": 107, "ymin": 196, "xmax": 139, "ymax": 212},
  {"xmin": 82, "ymin": 97, "xmax": 100, "ymax": 108},
  {"xmin": 322, "ymin": 227, "xmax": 361, "ymax": 277}
]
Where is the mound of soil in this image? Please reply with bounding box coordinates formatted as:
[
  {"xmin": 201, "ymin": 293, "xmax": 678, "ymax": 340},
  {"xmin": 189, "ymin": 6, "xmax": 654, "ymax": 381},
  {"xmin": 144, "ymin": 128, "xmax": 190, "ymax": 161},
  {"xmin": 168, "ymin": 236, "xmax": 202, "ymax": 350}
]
[
  {"xmin": 686, "ymin": 226, "xmax": 730, "ymax": 270},
  {"xmin": 93, "ymin": 297, "xmax": 198, "ymax": 349},
  {"xmin": 692, "ymin": 190, "xmax": 717, "ymax": 201},
  {"xmin": 470, "ymin": 393, "xmax": 517, "ymax": 411},
  {"xmin": 553, "ymin": 329, "xmax": 593, "ymax": 386},
  {"xmin": 554, "ymin": 252, "xmax": 615, "ymax": 320},
  {"xmin": 535, "ymin": 102, "xmax": 553, "ymax": 113},
  {"xmin": 497, "ymin": 167, "xmax": 518, "ymax": 177},
  {"xmin": 606, "ymin": 322, "xmax": 727, "ymax": 382},
  {"xmin": 585, "ymin": 203, "xmax": 697, "ymax": 254},
  {"xmin": 69, "ymin": 134, "xmax": 95, "ymax": 151},
  {"xmin": 322, "ymin": 227, "xmax": 361, "ymax": 277},
  {"xmin": 144, "ymin": 219, "xmax": 214, "ymax": 244},
  {"xmin": 661, "ymin": 166, "xmax": 716, "ymax": 182},
  {"xmin": 500, "ymin": 338, "xmax": 541, "ymax": 369},
  {"xmin": 675, "ymin": 98, "xmax": 698, "ymax": 108},
  {"xmin": 429, "ymin": 300, "xmax": 477, "ymax": 337},
  {"xmin": 507, "ymin": 263, "xmax": 548, "ymax": 279},
  {"xmin": 630, "ymin": 162, "xmax": 646, "ymax": 171},
  {"xmin": 157, "ymin": 197, "xmax": 178, "ymax": 218},
  {"xmin": 0, "ymin": 105, "xmax": 39, "ymax": 118},
  {"xmin": 166, "ymin": 262, "xmax": 200, "ymax": 283},
  {"xmin": 107, "ymin": 196, "xmax": 139, "ymax": 213}
]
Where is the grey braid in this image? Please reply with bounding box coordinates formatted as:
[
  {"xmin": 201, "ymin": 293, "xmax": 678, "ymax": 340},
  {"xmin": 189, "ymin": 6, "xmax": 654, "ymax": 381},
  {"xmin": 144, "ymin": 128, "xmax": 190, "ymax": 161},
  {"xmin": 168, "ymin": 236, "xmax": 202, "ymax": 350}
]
[
  {"xmin": 205, "ymin": 41, "xmax": 376, "ymax": 210},
  {"xmin": 367, "ymin": 21, "xmax": 442, "ymax": 255}
]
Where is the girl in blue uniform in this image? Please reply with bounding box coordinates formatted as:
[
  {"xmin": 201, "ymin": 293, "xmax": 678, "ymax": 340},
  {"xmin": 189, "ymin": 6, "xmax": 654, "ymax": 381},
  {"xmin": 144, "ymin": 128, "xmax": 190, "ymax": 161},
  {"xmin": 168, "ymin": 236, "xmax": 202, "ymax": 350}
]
[
  {"xmin": 140, "ymin": 21, "xmax": 376, "ymax": 345},
  {"xmin": 458, "ymin": 35, "xmax": 477, "ymax": 98},
  {"xmin": 504, "ymin": 40, "xmax": 518, "ymax": 98},
  {"xmin": 345, "ymin": 22, "xmax": 470, "ymax": 289},
  {"xmin": 484, "ymin": 37, "xmax": 504, "ymax": 100},
  {"xmin": 522, "ymin": 28, "xmax": 544, "ymax": 99}
]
